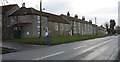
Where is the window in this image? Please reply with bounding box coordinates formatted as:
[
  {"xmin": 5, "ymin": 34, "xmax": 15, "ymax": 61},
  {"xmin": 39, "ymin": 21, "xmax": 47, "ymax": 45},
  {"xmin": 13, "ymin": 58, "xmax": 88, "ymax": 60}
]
[
  {"xmin": 26, "ymin": 32, "xmax": 30, "ymax": 36},
  {"xmin": 62, "ymin": 26, "xmax": 64, "ymax": 31},
  {"xmin": 78, "ymin": 23, "xmax": 80, "ymax": 28},
  {"xmin": 37, "ymin": 26, "xmax": 40, "ymax": 34},
  {"xmin": 66, "ymin": 26, "xmax": 68, "ymax": 31},
  {"xmin": 74, "ymin": 21, "xmax": 76, "ymax": 26},
  {"xmin": 10, "ymin": 17, "xmax": 14, "ymax": 22},
  {"xmin": 37, "ymin": 26, "xmax": 40, "ymax": 28},
  {"xmin": 74, "ymin": 28, "xmax": 76, "ymax": 33},
  {"xmin": 38, "ymin": 28, "xmax": 40, "ymax": 32},
  {"xmin": 79, "ymin": 28, "xmax": 80, "ymax": 33},
  {"xmin": 38, "ymin": 16, "xmax": 40, "ymax": 20},
  {"xmin": 38, "ymin": 21, "xmax": 40, "ymax": 23},
  {"xmin": 24, "ymin": 12, "xmax": 27, "ymax": 14},
  {"xmin": 38, "ymin": 32, "xmax": 40, "ymax": 34},
  {"xmin": 55, "ymin": 25, "xmax": 58, "ymax": 31},
  {"xmin": 37, "ymin": 16, "xmax": 40, "ymax": 23}
]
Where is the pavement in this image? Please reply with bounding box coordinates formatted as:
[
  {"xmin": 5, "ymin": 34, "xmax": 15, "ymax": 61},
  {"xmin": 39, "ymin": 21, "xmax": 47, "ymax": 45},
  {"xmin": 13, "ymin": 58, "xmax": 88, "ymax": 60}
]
[{"xmin": 2, "ymin": 36, "xmax": 119, "ymax": 61}]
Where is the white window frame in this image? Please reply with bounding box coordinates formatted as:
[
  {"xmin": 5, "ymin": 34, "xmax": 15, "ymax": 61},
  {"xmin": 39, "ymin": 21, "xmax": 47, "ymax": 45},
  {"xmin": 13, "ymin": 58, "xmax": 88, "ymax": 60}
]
[
  {"xmin": 37, "ymin": 16, "xmax": 40, "ymax": 20},
  {"xmin": 37, "ymin": 26, "xmax": 40, "ymax": 28},
  {"xmin": 55, "ymin": 25, "xmax": 58, "ymax": 31},
  {"xmin": 37, "ymin": 16, "xmax": 40, "ymax": 23},
  {"xmin": 38, "ymin": 32, "xmax": 40, "ymax": 34},
  {"xmin": 26, "ymin": 32, "xmax": 30, "ymax": 36},
  {"xmin": 62, "ymin": 26, "xmax": 64, "ymax": 31},
  {"xmin": 78, "ymin": 23, "xmax": 80, "ymax": 28},
  {"xmin": 11, "ymin": 17, "xmax": 14, "ymax": 22},
  {"xmin": 79, "ymin": 28, "xmax": 80, "ymax": 33},
  {"xmin": 74, "ymin": 21, "xmax": 76, "ymax": 26},
  {"xmin": 66, "ymin": 26, "xmax": 68, "ymax": 31},
  {"xmin": 74, "ymin": 28, "xmax": 76, "ymax": 33}
]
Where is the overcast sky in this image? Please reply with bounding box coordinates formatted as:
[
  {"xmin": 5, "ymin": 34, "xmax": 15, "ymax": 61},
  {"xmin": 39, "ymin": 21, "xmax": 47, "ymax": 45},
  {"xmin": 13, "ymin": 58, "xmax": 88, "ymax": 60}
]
[{"xmin": 0, "ymin": 0, "xmax": 119, "ymax": 26}]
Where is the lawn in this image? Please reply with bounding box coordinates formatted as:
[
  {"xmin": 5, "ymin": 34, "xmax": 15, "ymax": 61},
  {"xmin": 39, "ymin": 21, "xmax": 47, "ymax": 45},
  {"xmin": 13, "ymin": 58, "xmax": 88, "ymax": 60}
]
[{"xmin": 4, "ymin": 35, "xmax": 111, "ymax": 45}]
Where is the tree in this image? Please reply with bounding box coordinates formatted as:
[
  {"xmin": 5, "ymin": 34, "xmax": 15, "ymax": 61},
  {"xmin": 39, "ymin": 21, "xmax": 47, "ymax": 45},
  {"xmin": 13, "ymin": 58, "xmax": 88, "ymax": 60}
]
[
  {"xmin": 110, "ymin": 19, "xmax": 116, "ymax": 34},
  {"xmin": 104, "ymin": 22, "xmax": 109, "ymax": 29}
]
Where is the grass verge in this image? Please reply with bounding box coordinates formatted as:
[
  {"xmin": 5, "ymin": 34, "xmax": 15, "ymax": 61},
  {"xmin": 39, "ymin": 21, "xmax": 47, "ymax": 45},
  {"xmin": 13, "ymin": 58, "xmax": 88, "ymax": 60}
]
[
  {"xmin": 4, "ymin": 35, "xmax": 111, "ymax": 45},
  {"xmin": 1, "ymin": 47, "xmax": 16, "ymax": 54}
]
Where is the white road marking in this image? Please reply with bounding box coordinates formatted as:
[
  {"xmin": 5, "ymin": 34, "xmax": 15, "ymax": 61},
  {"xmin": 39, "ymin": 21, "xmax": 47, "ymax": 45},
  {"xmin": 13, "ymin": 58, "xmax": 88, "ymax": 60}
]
[
  {"xmin": 33, "ymin": 39, "xmax": 114, "ymax": 60},
  {"xmin": 81, "ymin": 39, "xmax": 115, "ymax": 60},
  {"xmin": 74, "ymin": 39, "xmax": 114, "ymax": 60},
  {"xmin": 33, "ymin": 51, "xmax": 65, "ymax": 60},
  {"xmin": 74, "ymin": 45, "xmax": 87, "ymax": 50},
  {"xmin": 83, "ymin": 39, "xmax": 113, "ymax": 51}
]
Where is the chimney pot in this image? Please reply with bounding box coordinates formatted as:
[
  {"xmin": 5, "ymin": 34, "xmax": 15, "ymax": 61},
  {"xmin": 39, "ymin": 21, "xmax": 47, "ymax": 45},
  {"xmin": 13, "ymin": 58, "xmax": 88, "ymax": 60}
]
[
  {"xmin": 89, "ymin": 20, "xmax": 92, "ymax": 24},
  {"xmin": 22, "ymin": 3, "xmax": 25, "ymax": 7},
  {"xmin": 67, "ymin": 11, "xmax": 70, "ymax": 16},
  {"xmin": 82, "ymin": 16, "xmax": 85, "ymax": 20},
  {"xmin": 75, "ymin": 14, "xmax": 78, "ymax": 19}
]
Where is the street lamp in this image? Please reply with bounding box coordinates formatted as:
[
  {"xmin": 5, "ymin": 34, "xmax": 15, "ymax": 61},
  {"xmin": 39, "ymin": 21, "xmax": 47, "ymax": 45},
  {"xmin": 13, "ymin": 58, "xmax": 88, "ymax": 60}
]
[{"xmin": 39, "ymin": 0, "xmax": 42, "ymax": 38}]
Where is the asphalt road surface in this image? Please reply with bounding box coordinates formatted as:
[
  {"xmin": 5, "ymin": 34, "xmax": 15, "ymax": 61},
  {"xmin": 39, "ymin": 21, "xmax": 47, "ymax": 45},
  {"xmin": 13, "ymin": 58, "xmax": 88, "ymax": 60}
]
[{"xmin": 2, "ymin": 36, "xmax": 119, "ymax": 61}]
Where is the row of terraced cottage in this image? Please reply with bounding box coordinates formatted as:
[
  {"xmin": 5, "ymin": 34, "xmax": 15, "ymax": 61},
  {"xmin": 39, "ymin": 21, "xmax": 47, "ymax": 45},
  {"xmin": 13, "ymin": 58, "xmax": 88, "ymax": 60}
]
[{"xmin": 2, "ymin": 3, "xmax": 106, "ymax": 39}]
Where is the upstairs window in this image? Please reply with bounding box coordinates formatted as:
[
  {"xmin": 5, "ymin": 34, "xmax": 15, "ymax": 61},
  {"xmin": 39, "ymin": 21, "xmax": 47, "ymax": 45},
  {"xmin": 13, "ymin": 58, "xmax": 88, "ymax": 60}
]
[
  {"xmin": 78, "ymin": 23, "xmax": 80, "ymax": 28},
  {"xmin": 37, "ymin": 16, "xmax": 40, "ymax": 23},
  {"xmin": 38, "ymin": 16, "xmax": 40, "ymax": 20},
  {"xmin": 10, "ymin": 17, "xmax": 14, "ymax": 22}
]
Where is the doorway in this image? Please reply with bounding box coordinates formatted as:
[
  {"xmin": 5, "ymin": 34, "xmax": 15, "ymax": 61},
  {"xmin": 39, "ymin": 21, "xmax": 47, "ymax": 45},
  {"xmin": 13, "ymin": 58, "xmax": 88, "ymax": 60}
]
[{"xmin": 14, "ymin": 27, "xmax": 21, "ymax": 39}]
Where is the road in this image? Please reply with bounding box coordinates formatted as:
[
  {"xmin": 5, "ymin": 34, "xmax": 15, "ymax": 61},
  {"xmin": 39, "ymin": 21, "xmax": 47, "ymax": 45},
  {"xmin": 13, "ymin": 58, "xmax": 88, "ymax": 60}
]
[{"xmin": 2, "ymin": 36, "xmax": 119, "ymax": 61}]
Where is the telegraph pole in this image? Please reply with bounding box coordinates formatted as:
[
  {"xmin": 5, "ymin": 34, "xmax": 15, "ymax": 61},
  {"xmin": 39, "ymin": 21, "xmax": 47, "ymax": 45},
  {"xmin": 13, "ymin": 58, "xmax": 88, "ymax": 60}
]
[
  {"xmin": 39, "ymin": 0, "xmax": 42, "ymax": 38},
  {"xmin": 95, "ymin": 17, "xmax": 97, "ymax": 35}
]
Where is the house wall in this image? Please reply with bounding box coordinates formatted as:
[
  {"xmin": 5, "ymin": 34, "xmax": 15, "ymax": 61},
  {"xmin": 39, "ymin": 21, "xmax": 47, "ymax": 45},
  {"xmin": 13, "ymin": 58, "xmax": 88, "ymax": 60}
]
[
  {"xmin": 2, "ymin": 5, "xmax": 19, "ymax": 39},
  {"xmin": 97, "ymin": 29, "xmax": 105, "ymax": 35},
  {"xmin": 48, "ymin": 21, "xmax": 70, "ymax": 37},
  {"xmin": 59, "ymin": 23, "xmax": 71, "ymax": 36},
  {"xmin": 17, "ymin": 15, "xmax": 48, "ymax": 38},
  {"xmin": 48, "ymin": 22, "xmax": 59, "ymax": 37}
]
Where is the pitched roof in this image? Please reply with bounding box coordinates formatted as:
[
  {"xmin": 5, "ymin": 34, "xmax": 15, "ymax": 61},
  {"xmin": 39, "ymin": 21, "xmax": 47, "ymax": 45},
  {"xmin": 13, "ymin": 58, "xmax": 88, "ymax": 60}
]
[
  {"xmin": 0, "ymin": 4, "xmax": 19, "ymax": 14},
  {"xmin": 9, "ymin": 7, "xmax": 70, "ymax": 24},
  {"xmin": 60, "ymin": 14, "xmax": 90, "ymax": 24},
  {"xmin": 9, "ymin": 7, "xmax": 40, "ymax": 16},
  {"xmin": 97, "ymin": 26, "xmax": 105, "ymax": 30},
  {"xmin": 42, "ymin": 12, "xmax": 70, "ymax": 24},
  {"xmin": 60, "ymin": 14, "xmax": 98, "ymax": 27}
]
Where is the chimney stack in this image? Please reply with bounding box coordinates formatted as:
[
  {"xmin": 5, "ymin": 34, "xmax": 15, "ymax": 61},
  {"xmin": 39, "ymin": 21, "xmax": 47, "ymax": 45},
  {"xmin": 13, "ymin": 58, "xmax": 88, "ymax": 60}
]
[
  {"xmin": 82, "ymin": 16, "xmax": 85, "ymax": 20},
  {"xmin": 22, "ymin": 3, "xmax": 25, "ymax": 7},
  {"xmin": 67, "ymin": 11, "xmax": 70, "ymax": 16},
  {"xmin": 89, "ymin": 20, "xmax": 92, "ymax": 24},
  {"xmin": 75, "ymin": 14, "xmax": 78, "ymax": 19}
]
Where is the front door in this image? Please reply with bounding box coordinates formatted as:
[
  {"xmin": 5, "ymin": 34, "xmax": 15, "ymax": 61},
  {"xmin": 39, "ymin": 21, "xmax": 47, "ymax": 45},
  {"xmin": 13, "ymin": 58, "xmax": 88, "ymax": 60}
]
[
  {"xmin": 45, "ymin": 27, "xmax": 48, "ymax": 36},
  {"xmin": 14, "ymin": 27, "xmax": 21, "ymax": 39}
]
